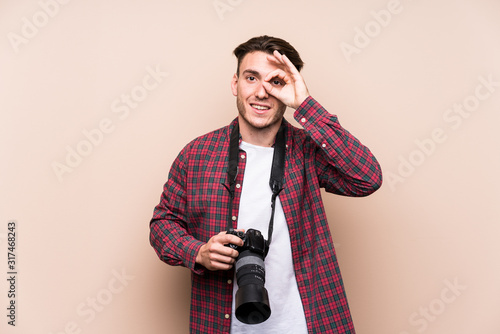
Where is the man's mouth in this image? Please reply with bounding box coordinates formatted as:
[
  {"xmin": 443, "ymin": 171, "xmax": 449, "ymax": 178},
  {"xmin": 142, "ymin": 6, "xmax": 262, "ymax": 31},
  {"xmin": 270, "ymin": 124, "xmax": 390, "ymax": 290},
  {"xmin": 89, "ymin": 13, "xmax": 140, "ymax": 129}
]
[{"xmin": 250, "ymin": 104, "xmax": 270, "ymax": 111}]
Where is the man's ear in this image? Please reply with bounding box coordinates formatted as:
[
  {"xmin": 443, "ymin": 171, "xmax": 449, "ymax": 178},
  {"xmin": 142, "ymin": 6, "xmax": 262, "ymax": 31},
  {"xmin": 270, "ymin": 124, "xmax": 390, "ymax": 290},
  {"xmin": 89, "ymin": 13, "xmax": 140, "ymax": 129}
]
[{"xmin": 231, "ymin": 73, "xmax": 238, "ymax": 97}]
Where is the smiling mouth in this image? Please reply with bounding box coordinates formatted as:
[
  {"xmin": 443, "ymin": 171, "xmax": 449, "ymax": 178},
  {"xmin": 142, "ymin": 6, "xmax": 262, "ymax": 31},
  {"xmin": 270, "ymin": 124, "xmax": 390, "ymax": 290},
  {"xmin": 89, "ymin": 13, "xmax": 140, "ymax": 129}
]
[{"xmin": 250, "ymin": 104, "xmax": 270, "ymax": 111}]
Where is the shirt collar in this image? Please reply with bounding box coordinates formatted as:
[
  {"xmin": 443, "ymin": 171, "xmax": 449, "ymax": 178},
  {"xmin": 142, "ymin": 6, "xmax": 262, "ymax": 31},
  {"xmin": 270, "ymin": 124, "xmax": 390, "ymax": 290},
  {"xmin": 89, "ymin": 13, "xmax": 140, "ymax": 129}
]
[{"xmin": 226, "ymin": 117, "xmax": 290, "ymax": 148}]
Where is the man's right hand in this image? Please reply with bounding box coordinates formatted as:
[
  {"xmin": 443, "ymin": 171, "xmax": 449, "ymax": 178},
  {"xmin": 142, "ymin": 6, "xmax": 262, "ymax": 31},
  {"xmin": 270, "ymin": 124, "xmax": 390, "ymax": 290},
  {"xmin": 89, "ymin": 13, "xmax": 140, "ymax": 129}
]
[{"xmin": 195, "ymin": 230, "xmax": 245, "ymax": 271}]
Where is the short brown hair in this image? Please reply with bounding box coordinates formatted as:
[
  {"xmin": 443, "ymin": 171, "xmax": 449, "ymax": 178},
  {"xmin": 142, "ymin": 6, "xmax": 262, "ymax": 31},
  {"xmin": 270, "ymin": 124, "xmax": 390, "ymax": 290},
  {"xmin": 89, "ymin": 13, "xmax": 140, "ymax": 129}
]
[{"xmin": 233, "ymin": 35, "xmax": 304, "ymax": 75}]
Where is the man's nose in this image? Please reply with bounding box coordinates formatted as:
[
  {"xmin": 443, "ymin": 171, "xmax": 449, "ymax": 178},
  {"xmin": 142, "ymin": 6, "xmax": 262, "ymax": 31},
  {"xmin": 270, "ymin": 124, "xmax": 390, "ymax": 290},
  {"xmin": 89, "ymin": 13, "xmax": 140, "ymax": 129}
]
[{"xmin": 255, "ymin": 82, "xmax": 268, "ymax": 99}]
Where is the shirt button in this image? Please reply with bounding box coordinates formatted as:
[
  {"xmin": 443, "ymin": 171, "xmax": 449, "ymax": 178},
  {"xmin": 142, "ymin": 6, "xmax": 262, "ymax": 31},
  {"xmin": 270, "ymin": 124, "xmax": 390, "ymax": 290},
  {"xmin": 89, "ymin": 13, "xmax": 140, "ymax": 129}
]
[
  {"xmin": 236, "ymin": 184, "xmax": 241, "ymax": 188},
  {"xmin": 301, "ymin": 117, "xmax": 306, "ymax": 123},
  {"xmin": 322, "ymin": 143, "xmax": 326, "ymax": 148},
  {"xmin": 225, "ymin": 314, "xmax": 230, "ymax": 319},
  {"xmin": 227, "ymin": 279, "xmax": 232, "ymax": 284},
  {"xmin": 232, "ymin": 216, "xmax": 237, "ymax": 221},
  {"xmin": 240, "ymin": 154, "xmax": 245, "ymax": 159}
]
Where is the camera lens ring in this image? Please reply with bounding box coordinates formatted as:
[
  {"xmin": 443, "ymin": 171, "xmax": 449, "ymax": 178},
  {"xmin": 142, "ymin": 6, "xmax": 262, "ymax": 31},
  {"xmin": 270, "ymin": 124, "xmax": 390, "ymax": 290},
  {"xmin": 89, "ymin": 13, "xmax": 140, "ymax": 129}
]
[{"xmin": 235, "ymin": 252, "xmax": 265, "ymax": 272}]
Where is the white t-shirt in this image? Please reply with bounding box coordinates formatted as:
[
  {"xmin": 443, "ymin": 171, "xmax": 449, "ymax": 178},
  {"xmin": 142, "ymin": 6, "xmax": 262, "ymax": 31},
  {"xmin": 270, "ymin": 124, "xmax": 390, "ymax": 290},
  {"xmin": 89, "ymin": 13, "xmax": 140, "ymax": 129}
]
[{"xmin": 230, "ymin": 141, "xmax": 308, "ymax": 334}]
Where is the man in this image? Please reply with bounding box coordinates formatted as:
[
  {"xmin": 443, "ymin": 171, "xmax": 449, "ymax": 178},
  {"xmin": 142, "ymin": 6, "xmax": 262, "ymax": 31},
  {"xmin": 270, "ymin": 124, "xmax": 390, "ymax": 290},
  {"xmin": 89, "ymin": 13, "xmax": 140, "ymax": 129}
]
[{"xmin": 150, "ymin": 35, "xmax": 382, "ymax": 333}]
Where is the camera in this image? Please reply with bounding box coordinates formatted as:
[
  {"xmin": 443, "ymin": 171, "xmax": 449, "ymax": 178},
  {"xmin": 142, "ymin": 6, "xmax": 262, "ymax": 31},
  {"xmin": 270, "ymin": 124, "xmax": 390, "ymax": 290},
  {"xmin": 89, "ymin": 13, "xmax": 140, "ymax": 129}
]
[{"xmin": 226, "ymin": 228, "xmax": 271, "ymax": 324}]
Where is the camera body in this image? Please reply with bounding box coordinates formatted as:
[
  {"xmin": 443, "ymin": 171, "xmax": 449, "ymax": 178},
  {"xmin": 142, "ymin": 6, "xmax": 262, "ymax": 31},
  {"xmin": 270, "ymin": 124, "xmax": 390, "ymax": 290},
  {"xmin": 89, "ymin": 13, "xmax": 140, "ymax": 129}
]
[
  {"xmin": 226, "ymin": 228, "xmax": 269, "ymax": 257},
  {"xmin": 226, "ymin": 228, "xmax": 271, "ymax": 324}
]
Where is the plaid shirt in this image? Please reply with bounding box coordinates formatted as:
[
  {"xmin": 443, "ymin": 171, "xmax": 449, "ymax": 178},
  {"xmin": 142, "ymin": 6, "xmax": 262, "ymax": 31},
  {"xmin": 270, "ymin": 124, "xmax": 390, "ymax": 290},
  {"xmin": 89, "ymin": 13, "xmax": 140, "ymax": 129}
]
[{"xmin": 150, "ymin": 97, "xmax": 382, "ymax": 333}]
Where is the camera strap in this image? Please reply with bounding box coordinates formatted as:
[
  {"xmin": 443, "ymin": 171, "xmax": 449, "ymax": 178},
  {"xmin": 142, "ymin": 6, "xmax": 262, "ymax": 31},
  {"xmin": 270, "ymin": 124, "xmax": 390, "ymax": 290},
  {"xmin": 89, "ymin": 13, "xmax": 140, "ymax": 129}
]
[{"xmin": 223, "ymin": 120, "xmax": 286, "ymax": 249}]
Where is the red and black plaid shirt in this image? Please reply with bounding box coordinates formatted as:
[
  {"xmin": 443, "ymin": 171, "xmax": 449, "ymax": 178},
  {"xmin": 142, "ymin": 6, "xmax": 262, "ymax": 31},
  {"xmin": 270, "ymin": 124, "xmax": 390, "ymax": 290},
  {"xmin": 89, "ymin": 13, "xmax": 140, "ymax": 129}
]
[{"xmin": 150, "ymin": 97, "xmax": 382, "ymax": 333}]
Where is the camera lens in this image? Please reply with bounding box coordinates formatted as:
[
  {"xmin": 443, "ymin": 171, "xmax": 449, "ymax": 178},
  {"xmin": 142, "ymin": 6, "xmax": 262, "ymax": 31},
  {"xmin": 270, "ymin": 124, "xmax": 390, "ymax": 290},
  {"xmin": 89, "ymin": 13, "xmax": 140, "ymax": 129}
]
[{"xmin": 234, "ymin": 250, "xmax": 271, "ymax": 324}]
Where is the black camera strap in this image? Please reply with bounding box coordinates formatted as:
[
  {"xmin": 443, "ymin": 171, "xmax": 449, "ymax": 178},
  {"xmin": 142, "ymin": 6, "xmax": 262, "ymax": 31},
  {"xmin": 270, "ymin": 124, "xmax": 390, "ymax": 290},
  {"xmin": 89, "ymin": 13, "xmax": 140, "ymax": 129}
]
[{"xmin": 222, "ymin": 120, "xmax": 286, "ymax": 249}]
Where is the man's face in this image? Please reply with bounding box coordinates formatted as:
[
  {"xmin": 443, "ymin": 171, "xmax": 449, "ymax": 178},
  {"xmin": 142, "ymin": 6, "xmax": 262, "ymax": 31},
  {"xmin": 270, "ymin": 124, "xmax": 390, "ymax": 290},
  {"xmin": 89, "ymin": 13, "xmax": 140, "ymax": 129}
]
[{"xmin": 231, "ymin": 51, "xmax": 287, "ymax": 133}]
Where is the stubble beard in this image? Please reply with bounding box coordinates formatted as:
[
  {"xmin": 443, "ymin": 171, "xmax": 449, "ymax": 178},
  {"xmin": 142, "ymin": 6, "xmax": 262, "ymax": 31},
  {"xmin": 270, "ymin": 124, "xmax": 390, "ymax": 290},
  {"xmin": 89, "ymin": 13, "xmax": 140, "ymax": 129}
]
[{"xmin": 236, "ymin": 95, "xmax": 286, "ymax": 131}]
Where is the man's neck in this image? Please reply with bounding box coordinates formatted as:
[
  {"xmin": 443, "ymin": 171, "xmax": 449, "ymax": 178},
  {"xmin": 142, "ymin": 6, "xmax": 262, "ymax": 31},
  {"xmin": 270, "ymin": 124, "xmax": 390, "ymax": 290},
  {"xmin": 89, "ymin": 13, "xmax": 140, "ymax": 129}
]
[{"xmin": 238, "ymin": 118, "xmax": 282, "ymax": 147}]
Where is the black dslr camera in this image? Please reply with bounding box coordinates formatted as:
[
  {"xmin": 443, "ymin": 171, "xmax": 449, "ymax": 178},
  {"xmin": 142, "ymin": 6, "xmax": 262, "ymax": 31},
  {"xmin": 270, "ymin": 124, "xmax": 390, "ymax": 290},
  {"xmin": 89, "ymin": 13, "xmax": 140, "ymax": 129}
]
[{"xmin": 226, "ymin": 228, "xmax": 271, "ymax": 324}]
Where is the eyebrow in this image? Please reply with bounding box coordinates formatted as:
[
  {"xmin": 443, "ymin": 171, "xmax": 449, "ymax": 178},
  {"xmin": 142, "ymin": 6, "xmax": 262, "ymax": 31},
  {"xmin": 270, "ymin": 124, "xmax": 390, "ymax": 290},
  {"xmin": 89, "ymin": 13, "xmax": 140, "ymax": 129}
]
[{"xmin": 241, "ymin": 69, "xmax": 261, "ymax": 77}]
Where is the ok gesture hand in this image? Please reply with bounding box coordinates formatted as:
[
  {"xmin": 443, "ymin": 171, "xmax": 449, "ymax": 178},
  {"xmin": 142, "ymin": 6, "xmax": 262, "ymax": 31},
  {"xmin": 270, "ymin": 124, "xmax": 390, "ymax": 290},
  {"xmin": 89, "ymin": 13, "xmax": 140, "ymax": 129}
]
[{"xmin": 262, "ymin": 50, "xmax": 310, "ymax": 109}]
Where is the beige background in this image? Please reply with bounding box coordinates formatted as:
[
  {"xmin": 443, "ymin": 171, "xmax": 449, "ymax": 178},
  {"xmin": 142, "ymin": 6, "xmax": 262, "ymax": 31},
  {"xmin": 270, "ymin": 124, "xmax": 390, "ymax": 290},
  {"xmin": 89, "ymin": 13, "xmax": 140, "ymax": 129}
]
[{"xmin": 1, "ymin": 0, "xmax": 499, "ymax": 333}]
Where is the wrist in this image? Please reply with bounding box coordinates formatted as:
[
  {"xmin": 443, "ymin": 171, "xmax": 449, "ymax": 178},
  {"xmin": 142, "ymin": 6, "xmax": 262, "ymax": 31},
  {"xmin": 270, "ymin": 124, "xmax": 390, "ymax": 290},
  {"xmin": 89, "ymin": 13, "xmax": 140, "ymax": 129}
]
[
  {"xmin": 293, "ymin": 95, "xmax": 310, "ymax": 109},
  {"xmin": 195, "ymin": 243, "xmax": 205, "ymax": 265},
  {"xmin": 294, "ymin": 94, "xmax": 310, "ymax": 109}
]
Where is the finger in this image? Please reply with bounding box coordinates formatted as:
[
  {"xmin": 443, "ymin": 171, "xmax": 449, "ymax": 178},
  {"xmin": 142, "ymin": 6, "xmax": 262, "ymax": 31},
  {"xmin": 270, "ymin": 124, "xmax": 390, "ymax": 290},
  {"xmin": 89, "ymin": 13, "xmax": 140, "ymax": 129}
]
[
  {"xmin": 222, "ymin": 229, "xmax": 246, "ymax": 235},
  {"xmin": 266, "ymin": 52, "xmax": 283, "ymax": 64},
  {"xmin": 264, "ymin": 69, "xmax": 289, "ymax": 84},
  {"xmin": 207, "ymin": 245, "xmax": 237, "ymax": 262},
  {"xmin": 272, "ymin": 50, "xmax": 285, "ymax": 64},
  {"xmin": 220, "ymin": 231, "xmax": 245, "ymax": 246},
  {"xmin": 212, "ymin": 263, "xmax": 233, "ymax": 271},
  {"xmin": 219, "ymin": 244, "xmax": 240, "ymax": 258},
  {"xmin": 210, "ymin": 251, "xmax": 237, "ymax": 265},
  {"xmin": 268, "ymin": 51, "xmax": 300, "ymax": 78},
  {"xmin": 280, "ymin": 53, "xmax": 300, "ymax": 75},
  {"xmin": 262, "ymin": 81, "xmax": 279, "ymax": 99},
  {"xmin": 206, "ymin": 259, "xmax": 234, "ymax": 271},
  {"xmin": 266, "ymin": 54, "xmax": 287, "ymax": 71},
  {"xmin": 225, "ymin": 235, "xmax": 245, "ymax": 247}
]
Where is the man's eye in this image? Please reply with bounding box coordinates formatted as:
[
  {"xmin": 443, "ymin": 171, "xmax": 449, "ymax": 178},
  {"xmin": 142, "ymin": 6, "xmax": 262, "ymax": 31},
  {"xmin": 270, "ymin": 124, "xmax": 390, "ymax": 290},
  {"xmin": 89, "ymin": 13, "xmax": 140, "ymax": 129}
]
[
  {"xmin": 272, "ymin": 79, "xmax": 283, "ymax": 86},
  {"xmin": 247, "ymin": 76, "xmax": 255, "ymax": 81}
]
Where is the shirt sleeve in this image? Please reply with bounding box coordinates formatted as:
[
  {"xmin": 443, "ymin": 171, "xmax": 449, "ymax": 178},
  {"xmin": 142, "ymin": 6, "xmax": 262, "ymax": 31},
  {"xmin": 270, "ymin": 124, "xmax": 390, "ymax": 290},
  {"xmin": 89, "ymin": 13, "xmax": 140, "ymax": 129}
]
[
  {"xmin": 149, "ymin": 147, "xmax": 206, "ymax": 275},
  {"xmin": 294, "ymin": 96, "xmax": 383, "ymax": 196}
]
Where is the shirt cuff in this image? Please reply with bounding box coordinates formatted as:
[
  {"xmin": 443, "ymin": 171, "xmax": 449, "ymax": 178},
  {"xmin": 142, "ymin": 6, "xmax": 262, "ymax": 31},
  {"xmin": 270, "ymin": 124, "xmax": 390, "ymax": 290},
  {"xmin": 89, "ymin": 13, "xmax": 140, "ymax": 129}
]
[
  {"xmin": 178, "ymin": 238, "xmax": 206, "ymax": 275},
  {"xmin": 293, "ymin": 96, "xmax": 339, "ymax": 127}
]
